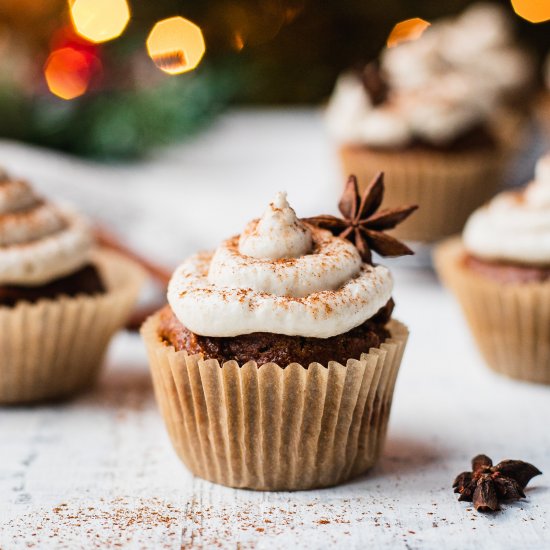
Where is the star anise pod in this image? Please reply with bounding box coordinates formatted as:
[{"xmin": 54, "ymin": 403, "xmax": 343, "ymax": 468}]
[
  {"xmin": 304, "ymin": 173, "xmax": 417, "ymax": 264},
  {"xmin": 453, "ymin": 454, "xmax": 542, "ymax": 512}
]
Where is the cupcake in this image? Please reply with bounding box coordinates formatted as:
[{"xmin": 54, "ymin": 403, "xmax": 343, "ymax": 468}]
[
  {"xmin": 0, "ymin": 172, "xmax": 145, "ymax": 404},
  {"xmin": 435, "ymin": 153, "xmax": 550, "ymax": 384},
  {"xmin": 142, "ymin": 173, "xmax": 415, "ymax": 490},
  {"xmin": 326, "ymin": 3, "xmax": 533, "ymax": 243}
]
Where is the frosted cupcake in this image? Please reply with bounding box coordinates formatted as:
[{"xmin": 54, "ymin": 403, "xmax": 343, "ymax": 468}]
[
  {"xmin": 0, "ymin": 172, "xmax": 145, "ymax": 404},
  {"xmin": 326, "ymin": 4, "xmax": 533, "ymax": 243},
  {"xmin": 435, "ymin": 154, "xmax": 550, "ymax": 384},
  {"xmin": 142, "ymin": 173, "xmax": 415, "ymax": 490}
]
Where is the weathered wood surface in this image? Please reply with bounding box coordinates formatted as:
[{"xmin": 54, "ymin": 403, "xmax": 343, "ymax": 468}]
[{"xmin": 0, "ymin": 111, "xmax": 549, "ymax": 549}]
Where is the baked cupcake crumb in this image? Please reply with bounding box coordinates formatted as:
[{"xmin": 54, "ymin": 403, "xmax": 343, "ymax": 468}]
[{"xmin": 157, "ymin": 299, "xmax": 393, "ymax": 366}]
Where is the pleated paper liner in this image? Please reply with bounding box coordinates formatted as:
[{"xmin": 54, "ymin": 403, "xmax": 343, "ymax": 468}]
[
  {"xmin": 435, "ymin": 238, "xmax": 550, "ymax": 384},
  {"xmin": 142, "ymin": 313, "xmax": 408, "ymax": 491},
  {"xmin": 339, "ymin": 145, "xmax": 504, "ymax": 243},
  {"xmin": 0, "ymin": 249, "xmax": 145, "ymax": 404}
]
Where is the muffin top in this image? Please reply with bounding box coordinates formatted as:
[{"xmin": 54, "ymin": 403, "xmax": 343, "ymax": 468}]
[
  {"xmin": 463, "ymin": 154, "xmax": 550, "ymax": 266},
  {"xmin": 167, "ymin": 174, "xmax": 415, "ymax": 338},
  {"xmin": 0, "ymin": 172, "xmax": 93, "ymax": 286},
  {"xmin": 326, "ymin": 3, "xmax": 533, "ymax": 148}
]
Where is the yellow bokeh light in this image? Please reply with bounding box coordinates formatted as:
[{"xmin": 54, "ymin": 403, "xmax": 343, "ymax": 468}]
[
  {"xmin": 69, "ymin": 0, "xmax": 130, "ymax": 43},
  {"xmin": 511, "ymin": 0, "xmax": 550, "ymax": 23},
  {"xmin": 387, "ymin": 17, "xmax": 431, "ymax": 48},
  {"xmin": 44, "ymin": 47, "xmax": 92, "ymax": 100},
  {"xmin": 146, "ymin": 16, "xmax": 206, "ymax": 75}
]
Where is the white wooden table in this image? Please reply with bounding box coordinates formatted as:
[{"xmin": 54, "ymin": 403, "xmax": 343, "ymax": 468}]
[{"xmin": 0, "ymin": 110, "xmax": 549, "ymax": 549}]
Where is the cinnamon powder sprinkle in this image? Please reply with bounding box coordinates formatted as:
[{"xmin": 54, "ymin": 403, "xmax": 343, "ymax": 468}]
[{"xmin": 5, "ymin": 496, "xmax": 458, "ymax": 547}]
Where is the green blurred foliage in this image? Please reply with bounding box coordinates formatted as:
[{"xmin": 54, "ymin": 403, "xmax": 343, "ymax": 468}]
[{"xmin": 0, "ymin": 0, "xmax": 547, "ymax": 158}]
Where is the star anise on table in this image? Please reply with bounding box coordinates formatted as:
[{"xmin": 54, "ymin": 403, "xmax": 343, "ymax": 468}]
[
  {"xmin": 453, "ymin": 454, "xmax": 542, "ymax": 512},
  {"xmin": 304, "ymin": 173, "xmax": 418, "ymax": 264}
]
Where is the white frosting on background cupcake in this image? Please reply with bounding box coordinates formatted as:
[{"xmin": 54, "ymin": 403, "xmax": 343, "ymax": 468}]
[
  {"xmin": 0, "ymin": 176, "xmax": 94, "ymax": 286},
  {"xmin": 463, "ymin": 154, "xmax": 550, "ymax": 265},
  {"xmin": 168, "ymin": 193, "xmax": 393, "ymax": 338},
  {"xmin": 326, "ymin": 71, "xmax": 488, "ymax": 147},
  {"xmin": 327, "ymin": 3, "xmax": 533, "ymax": 148},
  {"xmin": 384, "ymin": 3, "xmax": 532, "ymax": 99}
]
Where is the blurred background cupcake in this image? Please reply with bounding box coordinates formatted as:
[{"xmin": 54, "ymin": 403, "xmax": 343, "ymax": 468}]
[
  {"xmin": 434, "ymin": 153, "xmax": 550, "ymax": 384},
  {"xmin": 0, "ymin": 171, "xmax": 145, "ymax": 404},
  {"xmin": 326, "ymin": 3, "xmax": 536, "ymax": 245}
]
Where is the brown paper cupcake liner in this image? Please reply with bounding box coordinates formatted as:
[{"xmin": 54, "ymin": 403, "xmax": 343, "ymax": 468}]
[
  {"xmin": 0, "ymin": 249, "xmax": 145, "ymax": 404},
  {"xmin": 339, "ymin": 145, "xmax": 504, "ymax": 243},
  {"xmin": 435, "ymin": 238, "xmax": 550, "ymax": 384},
  {"xmin": 141, "ymin": 313, "xmax": 408, "ymax": 491}
]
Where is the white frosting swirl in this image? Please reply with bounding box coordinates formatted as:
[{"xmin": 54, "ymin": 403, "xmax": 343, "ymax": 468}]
[
  {"xmin": 326, "ymin": 72, "xmax": 487, "ymax": 147},
  {"xmin": 0, "ymin": 180, "xmax": 38, "ymax": 214},
  {"xmin": 0, "ymin": 203, "xmax": 66, "ymax": 246},
  {"xmin": 384, "ymin": 3, "xmax": 532, "ymax": 99},
  {"xmin": 463, "ymin": 154, "xmax": 550, "ymax": 265},
  {"xmin": 238, "ymin": 192, "xmax": 312, "ymax": 259},
  {"xmin": 0, "ymin": 176, "xmax": 94, "ymax": 286},
  {"xmin": 327, "ymin": 3, "xmax": 533, "ymax": 148},
  {"xmin": 168, "ymin": 194, "xmax": 393, "ymax": 338}
]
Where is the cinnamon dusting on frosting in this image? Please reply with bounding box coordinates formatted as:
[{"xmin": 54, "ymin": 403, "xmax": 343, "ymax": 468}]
[
  {"xmin": 168, "ymin": 193, "xmax": 393, "ymax": 338},
  {"xmin": 464, "ymin": 153, "xmax": 550, "ymax": 266},
  {"xmin": 0, "ymin": 171, "xmax": 93, "ymax": 285},
  {"xmin": 239, "ymin": 192, "xmax": 313, "ymax": 260}
]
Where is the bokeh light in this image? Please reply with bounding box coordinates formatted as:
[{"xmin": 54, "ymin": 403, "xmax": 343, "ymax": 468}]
[
  {"xmin": 146, "ymin": 16, "xmax": 206, "ymax": 75},
  {"xmin": 69, "ymin": 0, "xmax": 130, "ymax": 43},
  {"xmin": 511, "ymin": 0, "xmax": 550, "ymax": 23},
  {"xmin": 232, "ymin": 32, "xmax": 245, "ymax": 52},
  {"xmin": 387, "ymin": 18, "xmax": 431, "ymax": 48},
  {"xmin": 44, "ymin": 47, "xmax": 98, "ymax": 100}
]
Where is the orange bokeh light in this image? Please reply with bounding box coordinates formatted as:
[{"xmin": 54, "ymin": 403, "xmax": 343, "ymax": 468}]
[
  {"xmin": 233, "ymin": 32, "xmax": 245, "ymax": 51},
  {"xmin": 387, "ymin": 17, "xmax": 431, "ymax": 48},
  {"xmin": 69, "ymin": 0, "xmax": 130, "ymax": 43},
  {"xmin": 44, "ymin": 47, "xmax": 95, "ymax": 100},
  {"xmin": 146, "ymin": 16, "xmax": 206, "ymax": 75},
  {"xmin": 511, "ymin": 0, "xmax": 550, "ymax": 23}
]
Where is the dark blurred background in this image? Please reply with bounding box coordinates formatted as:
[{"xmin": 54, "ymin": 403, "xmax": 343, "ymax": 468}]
[{"xmin": 0, "ymin": 0, "xmax": 548, "ymax": 158}]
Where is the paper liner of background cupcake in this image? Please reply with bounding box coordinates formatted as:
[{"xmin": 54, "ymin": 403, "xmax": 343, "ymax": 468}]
[
  {"xmin": 0, "ymin": 173, "xmax": 146, "ymax": 404},
  {"xmin": 435, "ymin": 153, "xmax": 550, "ymax": 385},
  {"xmin": 325, "ymin": 3, "xmax": 536, "ymax": 252},
  {"xmin": 142, "ymin": 174, "xmax": 416, "ymax": 491}
]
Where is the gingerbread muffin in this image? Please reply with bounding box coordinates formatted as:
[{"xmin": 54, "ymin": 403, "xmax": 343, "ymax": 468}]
[
  {"xmin": 142, "ymin": 173, "xmax": 415, "ymax": 490},
  {"xmin": 435, "ymin": 153, "xmax": 550, "ymax": 384},
  {"xmin": 0, "ymin": 172, "xmax": 145, "ymax": 403}
]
